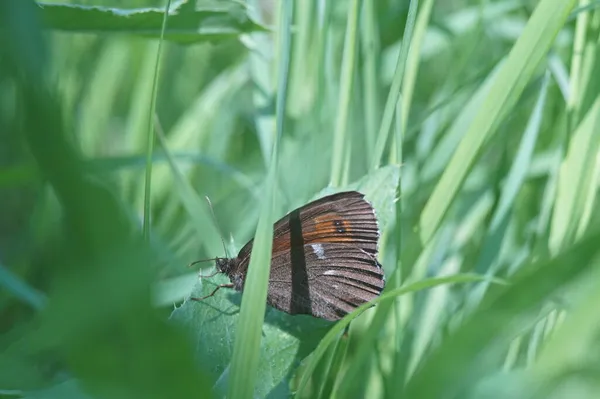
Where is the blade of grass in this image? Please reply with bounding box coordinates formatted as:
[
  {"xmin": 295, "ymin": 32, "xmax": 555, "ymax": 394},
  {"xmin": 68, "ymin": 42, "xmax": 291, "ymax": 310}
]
[
  {"xmin": 419, "ymin": 0, "xmax": 577, "ymax": 245},
  {"xmin": 406, "ymin": 256, "xmax": 461, "ymax": 379},
  {"xmin": 78, "ymin": 40, "xmax": 129, "ymax": 156},
  {"xmin": 295, "ymin": 273, "xmax": 500, "ymax": 396},
  {"xmin": 566, "ymin": 0, "xmax": 591, "ymax": 123},
  {"xmin": 338, "ymin": 0, "xmax": 419, "ymax": 381},
  {"xmin": 404, "ymin": 227, "xmax": 600, "ymax": 398},
  {"xmin": 142, "ymin": 0, "xmax": 171, "ymax": 241},
  {"xmin": 390, "ymin": 90, "xmax": 405, "ymax": 396},
  {"xmin": 360, "ymin": 0, "xmax": 380, "ymax": 157},
  {"xmin": 316, "ymin": 329, "xmax": 349, "ymax": 399},
  {"xmin": 227, "ymin": 1, "xmax": 292, "ymax": 397},
  {"xmin": 330, "ymin": 0, "xmax": 361, "ymax": 187},
  {"xmin": 0, "ymin": 261, "xmax": 46, "ymax": 310},
  {"xmin": 370, "ymin": 0, "xmax": 419, "ymax": 170},
  {"xmin": 466, "ymin": 71, "xmax": 550, "ymax": 308},
  {"xmin": 398, "ymin": 0, "xmax": 433, "ymax": 138},
  {"xmin": 152, "ymin": 117, "xmax": 230, "ymax": 276},
  {"xmin": 549, "ymin": 95, "xmax": 600, "ymax": 253},
  {"xmin": 315, "ymin": 0, "xmax": 332, "ymax": 134},
  {"xmin": 531, "ymin": 265, "xmax": 600, "ymax": 384},
  {"xmin": 420, "ymin": 61, "xmax": 502, "ymax": 181},
  {"xmin": 247, "ymin": 0, "xmax": 276, "ymax": 166}
]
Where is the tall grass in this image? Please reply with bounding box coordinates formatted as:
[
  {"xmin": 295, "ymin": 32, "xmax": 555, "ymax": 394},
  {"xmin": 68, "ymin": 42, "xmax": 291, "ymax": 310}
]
[{"xmin": 2, "ymin": 0, "xmax": 600, "ymax": 398}]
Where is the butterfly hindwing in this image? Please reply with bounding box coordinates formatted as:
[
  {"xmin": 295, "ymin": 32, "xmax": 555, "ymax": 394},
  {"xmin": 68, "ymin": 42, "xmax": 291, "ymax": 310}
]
[{"xmin": 267, "ymin": 242, "xmax": 384, "ymax": 320}]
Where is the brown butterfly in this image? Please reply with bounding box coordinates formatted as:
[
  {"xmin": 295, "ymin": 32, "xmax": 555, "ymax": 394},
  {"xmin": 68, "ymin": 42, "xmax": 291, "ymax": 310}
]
[{"xmin": 191, "ymin": 191, "xmax": 385, "ymax": 321}]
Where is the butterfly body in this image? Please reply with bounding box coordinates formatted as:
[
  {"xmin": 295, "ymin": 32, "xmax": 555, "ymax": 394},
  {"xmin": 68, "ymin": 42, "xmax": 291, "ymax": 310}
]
[{"xmin": 208, "ymin": 191, "xmax": 385, "ymax": 321}]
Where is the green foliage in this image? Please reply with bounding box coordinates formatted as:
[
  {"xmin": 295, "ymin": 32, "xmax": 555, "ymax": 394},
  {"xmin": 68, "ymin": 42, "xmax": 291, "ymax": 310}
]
[
  {"xmin": 2, "ymin": 0, "xmax": 600, "ymax": 398},
  {"xmin": 38, "ymin": 1, "xmax": 267, "ymax": 43}
]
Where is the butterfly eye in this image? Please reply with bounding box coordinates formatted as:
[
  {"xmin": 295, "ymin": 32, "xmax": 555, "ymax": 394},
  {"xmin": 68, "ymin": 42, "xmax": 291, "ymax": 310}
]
[{"xmin": 333, "ymin": 219, "xmax": 346, "ymax": 234}]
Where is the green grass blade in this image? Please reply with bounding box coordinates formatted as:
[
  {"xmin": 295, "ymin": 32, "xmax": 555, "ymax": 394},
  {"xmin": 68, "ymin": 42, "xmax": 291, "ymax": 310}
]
[
  {"xmin": 465, "ymin": 71, "xmax": 550, "ymax": 307},
  {"xmin": 295, "ymin": 273, "xmax": 497, "ymax": 396},
  {"xmin": 330, "ymin": 0, "xmax": 361, "ymax": 187},
  {"xmin": 398, "ymin": 0, "xmax": 434, "ymax": 136},
  {"xmin": 227, "ymin": 2, "xmax": 292, "ymax": 397},
  {"xmin": 142, "ymin": 0, "xmax": 170, "ymax": 241},
  {"xmin": 549, "ymin": 95, "xmax": 600, "ymax": 253},
  {"xmin": 530, "ymin": 265, "xmax": 600, "ymax": 387},
  {"xmin": 419, "ymin": 0, "xmax": 577, "ymax": 245},
  {"xmin": 405, "ymin": 227, "xmax": 600, "ymax": 398},
  {"xmin": 370, "ymin": 0, "xmax": 419, "ymax": 170},
  {"xmin": 0, "ymin": 261, "xmax": 46, "ymax": 310},
  {"xmin": 360, "ymin": 0, "xmax": 380, "ymax": 157},
  {"xmin": 78, "ymin": 40, "xmax": 129, "ymax": 156}
]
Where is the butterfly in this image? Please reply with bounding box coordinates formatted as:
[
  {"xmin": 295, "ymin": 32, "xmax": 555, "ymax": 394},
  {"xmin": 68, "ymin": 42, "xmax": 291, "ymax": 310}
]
[{"xmin": 191, "ymin": 191, "xmax": 385, "ymax": 321}]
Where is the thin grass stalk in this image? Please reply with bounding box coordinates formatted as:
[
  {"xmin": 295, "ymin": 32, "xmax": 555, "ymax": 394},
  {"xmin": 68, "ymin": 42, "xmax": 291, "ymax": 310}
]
[
  {"xmin": 370, "ymin": 0, "xmax": 419, "ymax": 170},
  {"xmin": 330, "ymin": 0, "xmax": 361, "ymax": 187},
  {"xmin": 227, "ymin": 1, "xmax": 293, "ymax": 397},
  {"xmin": 142, "ymin": 0, "xmax": 171, "ymax": 241}
]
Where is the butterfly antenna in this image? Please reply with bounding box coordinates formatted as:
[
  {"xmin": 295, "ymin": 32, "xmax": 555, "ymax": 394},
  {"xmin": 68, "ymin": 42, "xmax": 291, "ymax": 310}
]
[
  {"xmin": 187, "ymin": 258, "xmax": 217, "ymax": 268},
  {"xmin": 205, "ymin": 196, "xmax": 229, "ymax": 258}
]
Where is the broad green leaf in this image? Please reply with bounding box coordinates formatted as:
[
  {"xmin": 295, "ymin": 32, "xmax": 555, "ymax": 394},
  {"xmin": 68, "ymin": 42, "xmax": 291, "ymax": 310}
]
[
  {"xmin": 170, "ymin": 276, "xmax": 332, "ymax": 397},
  {"xmin": 153, "ymin": 272, "xmax": 197, "ymax": 306},
  {"xmin": 38, "ymin": 1, "xmax": 267, "ymax": 44}
]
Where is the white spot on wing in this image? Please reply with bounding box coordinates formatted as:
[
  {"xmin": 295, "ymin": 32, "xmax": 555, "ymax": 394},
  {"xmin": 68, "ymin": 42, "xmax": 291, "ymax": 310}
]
[
  {"xmin": 323, "ymin": 270, "xmax": 337, "ymax": 275},
  {"xmin": 311, "ymin": 243, "xmax": 325, "ymax": 259}
]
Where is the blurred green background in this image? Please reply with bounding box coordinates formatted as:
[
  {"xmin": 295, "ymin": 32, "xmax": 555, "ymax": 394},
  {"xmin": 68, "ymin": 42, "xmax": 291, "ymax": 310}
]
[{"xmin": 2, "ymin": 0, "xmax": 600, "ymax": 398}]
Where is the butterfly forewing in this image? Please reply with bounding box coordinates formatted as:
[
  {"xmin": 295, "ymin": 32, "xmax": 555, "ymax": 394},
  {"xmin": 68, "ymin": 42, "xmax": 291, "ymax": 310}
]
[
  {"xmin": 234, "ymin": 191, "xmax": 379, "ymax": 267},
  {"xmin": 273, "ymin": 191, "xmax": 379, "ymax": 254}
]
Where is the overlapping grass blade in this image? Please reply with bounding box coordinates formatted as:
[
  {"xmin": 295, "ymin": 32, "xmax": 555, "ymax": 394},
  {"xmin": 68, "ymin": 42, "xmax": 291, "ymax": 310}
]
[
  {"xmin": 405, "ymin": 227, "xmax": 600, "ymax": 398},
  {"xmin": 549, "ymin": 96, "xmax": 600, "ymax": 253},
  {"xmin": 419, "ymin": 0, "xmax": 577, "ymax": 244},
  {"xmin": 227, "ymin": 2, "xmax": 292, "ymax": 397},
  {"xmin": 295, "ymin": 273, "xmax": 496, "ymax": 396},
  {"xmin": 329, "ymin": 0, "xmax": 361, "ymax": 187}
]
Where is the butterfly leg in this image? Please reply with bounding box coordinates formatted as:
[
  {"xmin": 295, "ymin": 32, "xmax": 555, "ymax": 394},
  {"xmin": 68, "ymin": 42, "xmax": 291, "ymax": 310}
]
[
  {"xmin": 190, "ymin": 283, "xmax": 234, "ymax": 302},
  {"xmin": 198, "ymin": 269, "xmax": 219, "ymax": 279}
]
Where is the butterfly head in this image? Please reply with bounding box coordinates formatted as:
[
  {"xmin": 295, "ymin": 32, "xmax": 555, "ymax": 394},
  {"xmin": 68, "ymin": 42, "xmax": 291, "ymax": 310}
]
[
  {"xmin": 215, "ymin": 257, "xmax": 237, "ymax": 276},
  {"xmin": 215, "ymin": 257, "xmax": 244, "ymax": 290}
]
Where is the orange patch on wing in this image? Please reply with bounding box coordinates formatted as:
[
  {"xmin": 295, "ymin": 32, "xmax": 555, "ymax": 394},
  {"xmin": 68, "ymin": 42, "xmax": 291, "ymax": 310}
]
[
  {"xmin": 303, "ymin": 214, "xmax": 353, "ymax": 243},
  {"xmin": 304, "ymin": 234, "xmax": 354, "ymax": 243},
  {"xmin": 270, "ymin": 213, "xmax": 356, "ymax": 254},
  {"xmin": 272, "ymin": 233, "xmax": 292, "ymax": 254}
]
